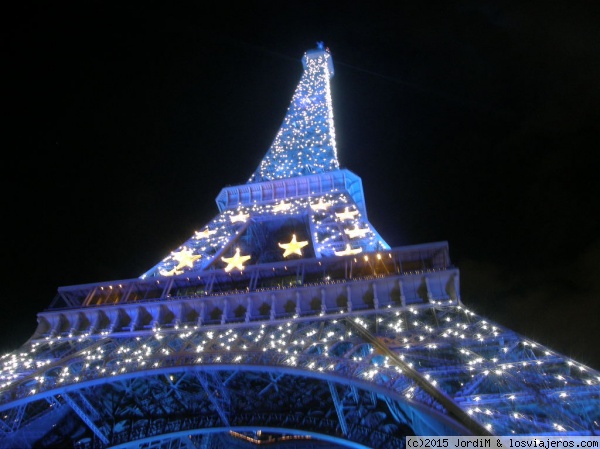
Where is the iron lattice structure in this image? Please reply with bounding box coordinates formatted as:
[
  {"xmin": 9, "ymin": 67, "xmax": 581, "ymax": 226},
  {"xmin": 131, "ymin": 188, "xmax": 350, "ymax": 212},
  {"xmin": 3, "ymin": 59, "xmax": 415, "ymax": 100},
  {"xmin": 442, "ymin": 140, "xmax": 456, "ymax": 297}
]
[{"xmin": 1, "ymin": 45, "xmax": 599, "ymax": 449}]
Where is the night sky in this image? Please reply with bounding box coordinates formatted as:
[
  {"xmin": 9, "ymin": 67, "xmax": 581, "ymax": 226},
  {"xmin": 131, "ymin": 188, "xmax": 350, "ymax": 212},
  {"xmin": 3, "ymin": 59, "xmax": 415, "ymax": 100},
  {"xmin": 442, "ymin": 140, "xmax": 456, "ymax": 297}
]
[{"xmin": 4, "ymin": 2, "xmax": 600, "ymax": 370}]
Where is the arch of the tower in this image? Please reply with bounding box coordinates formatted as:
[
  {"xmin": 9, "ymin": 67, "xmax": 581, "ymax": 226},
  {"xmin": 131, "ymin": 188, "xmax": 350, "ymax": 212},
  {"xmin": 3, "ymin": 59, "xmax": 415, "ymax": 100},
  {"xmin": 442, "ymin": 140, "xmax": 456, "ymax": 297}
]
[
  {"xmin": 98, "ymin": 368, "xmax": 469, "ymax": 449},
  {"xmin": 1, "ymin": 364, "xmax": 471, "ymax": 449}
]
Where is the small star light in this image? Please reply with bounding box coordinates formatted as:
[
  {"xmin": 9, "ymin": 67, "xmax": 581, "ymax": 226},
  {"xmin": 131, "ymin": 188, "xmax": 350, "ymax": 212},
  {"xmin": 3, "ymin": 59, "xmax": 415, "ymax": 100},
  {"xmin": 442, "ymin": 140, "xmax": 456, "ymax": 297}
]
[
  {"xmin": 230, "ymin": 211, "xmax": 250, "ymax": 223},
  {"xmin": 172, "ymin": 247, "xmax": 202, "ymax": 270},
  {"xmin": 272, "ymin": 201, "xmax": 291, "ymax": 213},
  {"xmin": 310, "ymin": 198, "xmax": 331, "ymax": 211},
  {"xmin": 334, "ymin": 244, "xmax": 363, "ymax": 256},
  {"xmin": 344, "ymin": 225, "xmax": 369, "ymax": 239},
  {"xmin": 335, "ymin": 207, "xmax": 359, "ymax": 221},
  {"xmin": 221, "ymin": 248, "xmax": 251, "ymax": 272},
  {"xmin": 279, "ymin": 234, "xmax": 309, "ymax": 257},
  {"xmin": 194, "ymin": 227, "xmax": 217, "ymax": 239}
]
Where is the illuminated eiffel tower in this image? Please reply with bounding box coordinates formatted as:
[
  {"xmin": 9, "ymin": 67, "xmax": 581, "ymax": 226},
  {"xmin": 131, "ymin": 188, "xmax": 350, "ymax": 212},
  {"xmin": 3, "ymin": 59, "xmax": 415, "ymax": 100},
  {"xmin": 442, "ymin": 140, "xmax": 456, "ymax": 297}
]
[{"xmin": 1, "ymin": 43, "xmax": 599, "ymax": 449}]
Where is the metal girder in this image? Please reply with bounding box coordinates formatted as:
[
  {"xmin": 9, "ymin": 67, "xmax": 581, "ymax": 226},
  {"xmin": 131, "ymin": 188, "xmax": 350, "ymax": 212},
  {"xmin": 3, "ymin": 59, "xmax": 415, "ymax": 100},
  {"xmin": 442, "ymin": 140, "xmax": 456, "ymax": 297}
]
[
  {"xmin": 10, "ymin": 405, "xmax": 24, "ymax": 433},
  {"xmin": 62, "ymin": 392, "xmax": 109, "ymax": 445},
  {"xmin": 71, "ymin": 390, "xmax": 101, "ymax": 421},
  {"xmin": 346, "ymin": 316, "xmax": 492, "ymax": 436},
  {"xmin": 0, "ymin": 419, "xmax": 11, "ymax": 436},
  {"xmin": 328, "ymin": 381, "xmax": 348, "ymax": 435},
  {"xmin": 195, "ymin": 371, "xmax": 230, "ymax": 427},
  {"xmin": 258, "ymin": 372, "xmax": 284, "ymax": 396}
]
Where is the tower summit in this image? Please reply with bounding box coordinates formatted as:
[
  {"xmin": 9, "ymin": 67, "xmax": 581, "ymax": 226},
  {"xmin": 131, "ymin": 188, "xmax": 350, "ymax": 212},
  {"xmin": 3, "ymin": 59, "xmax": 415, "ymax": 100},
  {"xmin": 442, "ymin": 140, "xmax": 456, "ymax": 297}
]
[
  {"xmin": 0, "ymin": 44, "xmax": 598, "ymax": 449},
  {"xmin": 249, "ymin": 44, "xmax": 338, "ymax": 182},
  {"xmin": 141, "ymin": 44, "xmax": 389, "ymax": 278}
]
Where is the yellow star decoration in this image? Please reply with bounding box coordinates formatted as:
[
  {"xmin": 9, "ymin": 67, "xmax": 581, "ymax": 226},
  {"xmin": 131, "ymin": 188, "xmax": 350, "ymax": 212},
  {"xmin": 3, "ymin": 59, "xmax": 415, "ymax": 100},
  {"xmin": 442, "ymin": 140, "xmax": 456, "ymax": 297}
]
[
  {"xmin": 171, "ymin": 247, "xmax": 202, "ymax": 270},
  {"xmin": 334, "ymin": 244, "xmax": 363, "ymax": 256},
  {"xmin": 310, "ymin": 198, "xmax": 331, "ymax": 211},
  {"xmin": 221, "ymin": 247, "xmax": 251, "ymax": 272},
  {"xmin": 194, "ymin": 227, "xmax": 217, "ymax": 239},
  {"xmin": 278, "ymin": 234, "xmax": 309, "ymax": 258},
  {"xmin": 159, "ymin": 267, "xmax": 183, "ymax": 277},
  {"xmin": 335, "ymin": 207, "xmax": 359, "ymax": 221},
  {"xmin": 272, "ymin": 201, "xmax": 291, "ymax": 213},
  {"xmin": 230, "ymin": 211, "xmax": 250, "ymax": 223},
  {"xmin": 344, "ymin": 224, "xmax": 370, "ymax": 239}
]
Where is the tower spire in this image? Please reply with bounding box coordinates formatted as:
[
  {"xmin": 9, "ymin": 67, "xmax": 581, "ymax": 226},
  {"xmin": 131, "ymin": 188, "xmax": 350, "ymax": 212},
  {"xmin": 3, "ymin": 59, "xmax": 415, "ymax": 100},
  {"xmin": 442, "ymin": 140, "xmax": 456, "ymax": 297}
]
[{"xmin": 248, "ymin": 44, "xmax": 338, "ymax": 182}]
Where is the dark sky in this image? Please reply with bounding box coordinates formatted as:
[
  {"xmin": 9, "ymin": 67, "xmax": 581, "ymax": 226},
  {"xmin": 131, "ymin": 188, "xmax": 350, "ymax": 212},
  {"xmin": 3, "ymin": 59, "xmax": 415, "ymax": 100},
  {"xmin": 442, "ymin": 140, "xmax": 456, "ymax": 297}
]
[{"xmin": 4, "ymin": 2, "xmax": 600, "ymax": 370}]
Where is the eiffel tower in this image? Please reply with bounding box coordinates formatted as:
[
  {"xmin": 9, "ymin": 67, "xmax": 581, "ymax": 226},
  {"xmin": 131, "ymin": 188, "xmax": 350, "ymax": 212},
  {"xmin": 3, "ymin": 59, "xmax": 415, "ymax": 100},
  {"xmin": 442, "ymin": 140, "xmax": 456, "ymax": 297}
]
[{"xmin": 1, "ymin": 43, "xmax": 599, "ymax": 449}]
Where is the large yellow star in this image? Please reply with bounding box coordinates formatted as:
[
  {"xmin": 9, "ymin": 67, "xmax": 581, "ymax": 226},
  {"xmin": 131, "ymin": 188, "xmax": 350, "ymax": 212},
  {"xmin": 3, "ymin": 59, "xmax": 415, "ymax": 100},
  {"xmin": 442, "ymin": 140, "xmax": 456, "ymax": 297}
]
[
  {"xmin": 310, "ymin": 198, "xmax": 331, "ymax": 211},
  {"xmin": 221, "ymin": 248, "xmax": 251, "ymax": 272},
  {"xmin": 272, "ymin": 201, "xmax": 291, "ymax": 213},
  {"xmin": 335, "ymin": 207, "xmax": 359, "ymax": 221},
  {"xmin": 230, "ymin": 211, "xmax": 250, "ymax": 223},
  {"xmin": 194, "ymin": 227, "xmax": 217, "ymax": 239},
  {"xmin": 159, "ymin": 267, "xmax": 183, "ymax": 277},
  {"xmin": 344, "ymin": 224, "xmax": 370, "ymax": 239},
  {"xmin": 171, "ymin": 247, "xmax": 202, "ymax": 270},
  {"xmin": 334, "ymin": 244, "xmax": 363, "ymax": 256},
  {"xmin": 278, "ymin": 234, "xmax": 309, "ymax": 257}
]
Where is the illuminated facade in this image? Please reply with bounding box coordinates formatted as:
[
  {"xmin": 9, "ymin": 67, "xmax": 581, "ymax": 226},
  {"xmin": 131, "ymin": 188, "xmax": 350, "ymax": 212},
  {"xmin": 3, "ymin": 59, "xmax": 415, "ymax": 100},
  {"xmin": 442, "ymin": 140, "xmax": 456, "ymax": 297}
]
[{"xmin": 0, "ymin": 44, "xmax": 598, "ymax": 449}]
